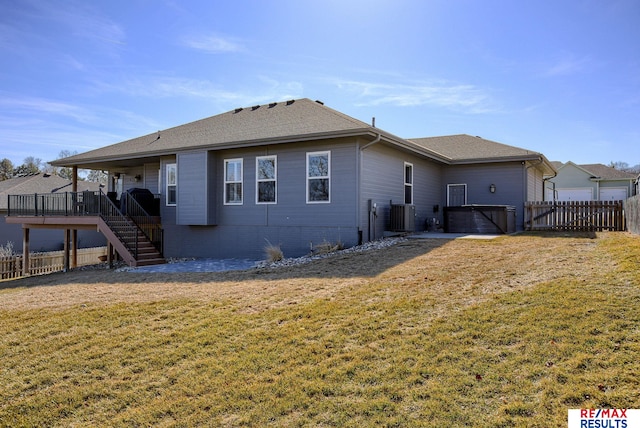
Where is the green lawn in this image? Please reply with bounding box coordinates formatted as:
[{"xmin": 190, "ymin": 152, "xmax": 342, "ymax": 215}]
[{"xmin": 1, "ymin": 233, "xmax": 638, "ymax": 427}]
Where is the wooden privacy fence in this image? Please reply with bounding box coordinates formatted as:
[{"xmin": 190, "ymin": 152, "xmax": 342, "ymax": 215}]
[
  {"xmin": 626, "ymin": 195, "xmax": 640, "ymax": 235},
  {"xmin": 0, "ymin": 247, "xmax": 107, "ymax": 280},
  {"xmin": 525, "ymin": 200, "xmax": 625, "ymax": 232}
]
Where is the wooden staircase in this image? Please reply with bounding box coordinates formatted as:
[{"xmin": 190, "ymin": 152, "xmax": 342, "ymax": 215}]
[
  {"xmin": 96, "ymin": 192, "xmax": 165, "ymax": 267},
  {"xmin": 98, "ymin": 217, "xmax": 165, "ymax": 267}
]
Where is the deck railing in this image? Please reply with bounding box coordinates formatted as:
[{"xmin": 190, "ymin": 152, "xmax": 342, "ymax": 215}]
[
  {"xmin": 8, "ymin": 191, "xmax": 99, "ymax": 216},
  {"xmin": 121, "ymin": 192, "xmax": 163, "ymax": 254},
  {"xmin": 7, "ymin": 190, "xmax": 163, "ymax": 258}
]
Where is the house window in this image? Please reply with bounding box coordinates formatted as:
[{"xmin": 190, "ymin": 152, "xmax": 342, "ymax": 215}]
[
  {"xmin": 166, "ymin": 163, "xmax": 177, "ymax": 206},
  {"xmin": 404, "ymin": 162, "xmax": 413, "ymax": 204},
  {"xmin": 256, "ymin": 155, "xmax": 277, "ymax": 204},
  {"xmin": 307, "ymin": 151, "xmax": 330, "ymax": 203},
  {"xmin": 447, "ymin": 183, "xmax": 467, "ymax": 206},
  {"xmin": 224, "ymin": 159, "xmax": 243, "ymax": 205}
]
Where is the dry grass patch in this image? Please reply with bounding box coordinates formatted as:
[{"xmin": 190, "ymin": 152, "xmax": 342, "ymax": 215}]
[{"xmin": 1, "ymin": 232, "xmax": 639, "ymax": 426}]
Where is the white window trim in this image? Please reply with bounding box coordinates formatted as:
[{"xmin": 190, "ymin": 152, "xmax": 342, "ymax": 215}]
[
  {"xmin": 224, "ymin": 158, "xmax": 243, "ymax": 205},
  {"xmin": 166, "ymin": 163, "xmax": 177, "ymax": 206},
  {"xmin": 306, "ymin": 151, "xmax": 331, "ymax": 204},
  {"xmin": 447, "ymin": 183, "xmax": 468, "ymax": 206},
  {"xmin": 256, "ymin": 155, "xmax": 277, "ymax": 204},
  {"xmin": 404, "ymin": 162, "xmax": 413, "ymax": 205}
]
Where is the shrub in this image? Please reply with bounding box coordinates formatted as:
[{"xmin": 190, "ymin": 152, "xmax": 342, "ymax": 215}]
[
  {"xmin": 264, "ymin": 240, "xmax": 283, "ymax": 262},
  {"xmin": 312, "ymin": 239, "xmax": 344, "ymax": 255},
  {"xmin": 0, "ymin": 241, "xmax": 15, "ymax": 258}
]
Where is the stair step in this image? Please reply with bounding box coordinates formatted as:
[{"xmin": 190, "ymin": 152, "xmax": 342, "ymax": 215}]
[{"xmin": 135, "ymin": 258, "xmax": 166, "ymax": 266}]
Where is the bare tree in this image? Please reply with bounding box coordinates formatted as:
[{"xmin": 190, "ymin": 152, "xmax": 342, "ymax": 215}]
[
  {"xmin": 86, "ymin": 169, "xmax": 108, "ymax": 185},
  {"xmin": 609, "ymin": 161, "xmax": 640, "ymax": 174},
  {"xmin": 14, "ymin": 156, "xmax": 42, "ymax": 176},
  {"xmin": 49, "ymin": 150, "xmax": 78, "ymax": 180}
]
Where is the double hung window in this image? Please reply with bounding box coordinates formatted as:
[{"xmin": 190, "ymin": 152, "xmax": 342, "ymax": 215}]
[
  {"xmin": 404, "ymin": 162, "xmax": 413, "ymax": 204},
  {"xmin": 224, "ymin": 159, "xmax": 243, "ymax": 204},
  {"xmin": 256, "ymin": 156, "xmax": 277, "ymax": 204},
  {"xmin": 166, "ymin": 163, "xmax": 177, "ymax": 206},
  {"xmin": 307, "ymin": 151, "xmax": 330, "ymax": 203}
]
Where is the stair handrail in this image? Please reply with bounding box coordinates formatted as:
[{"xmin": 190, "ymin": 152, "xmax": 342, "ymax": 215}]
[
  {"xmin": 121, "ymin": 192, "xmax": 163, "ymax": 255},
  {"xmin": 97, "ymin": 190, "xmax": 138, "ymax": 259}
]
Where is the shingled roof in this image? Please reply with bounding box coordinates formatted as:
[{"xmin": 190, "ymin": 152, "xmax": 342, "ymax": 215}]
[
  {"xmin": 578, "ymin": 163, "xmax": 637, "ymax": 180},
  {"xmin": 51, "ymin": 98, "xmax": 384, "ymax": 169},
  {"xmin": 51, "ymin": 99, "xmax": 553, "ymax": 173},
  {"xmin": 408, "ymin": 134, "xmax": 552, "ymax": 166}
]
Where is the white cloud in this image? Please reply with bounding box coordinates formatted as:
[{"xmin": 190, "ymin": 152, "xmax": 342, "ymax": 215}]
[
  {"xmin": 181, "ymin": 33, "xmax": 244, "ymax": 54},
  {"xmin": 0, "ymin": 96, "xmax": 95, "ymax": 123},
  {"xmin": 336, "ymin": 79, "xmax": 498, "ymax": 114},
  {"xmin": 93, "ymin": 74, "xmax": 304, "ymax": 108},
  {"xmin": 542, "ymin": 54, "xmax": 593, "ymax": 77}
]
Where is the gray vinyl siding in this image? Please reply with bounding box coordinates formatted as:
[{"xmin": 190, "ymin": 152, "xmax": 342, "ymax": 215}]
[
  {"xmin": 159, "ymin": 156, "xmax": 177, "ymax": 225},
  {"xmin": 360, "ymin": 143, "xmax": 442, "ymax": 240},
  {"xmin": 162, "ymin": 138, "xmax": 360, "ymax": 259},
  {"xmin": 527, "ymin": 165, "xmax": 544, "ymax": 201},
  {"xmin": 118, "ymin": 166, "xmax": 144, "ymax": 194},
  {"xmin": 176, "ymin": 151, "xmax": 216, "ymax": 225},
  {"xmin": 443, "ymin": 162, "xmax": 526, "ymax": 230},
  {"xmin": 143, "ymin": 163, "xmax": 160, "ymax": 194}
]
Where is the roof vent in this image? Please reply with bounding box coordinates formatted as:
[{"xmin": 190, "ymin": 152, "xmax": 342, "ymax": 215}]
[
  {"xmin": 315, "ymin": 100, "xmax": 324, "ymax": 105},
  {"xmin": 269, "ymin": 102, "xmax": 277, "ymax": 108},
  {"xmin": 286, "ymin": 99, "xmax": 295, "ymax": 106},
  {"xmin": 251, "ymin": 105, "xmax": 260, "ymax": 111},
  {"xmin": 234, "ymin": 108, "xmax": 243, "ymax": 113}
]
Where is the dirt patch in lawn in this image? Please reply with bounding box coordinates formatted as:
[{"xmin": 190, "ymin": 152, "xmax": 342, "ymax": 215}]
[{"xmin": 0, "ymin": 232, "xmax": 615, "ymax": 313}]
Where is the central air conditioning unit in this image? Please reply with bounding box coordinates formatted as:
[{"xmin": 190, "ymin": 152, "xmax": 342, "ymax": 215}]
[{"xmin": 389, "ymin": 204, "xmax": 416, "ymax": 232}]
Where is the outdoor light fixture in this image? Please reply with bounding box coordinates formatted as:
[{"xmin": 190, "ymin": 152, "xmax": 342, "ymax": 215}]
[
  {"xmin": 134, "ymin": 174, "xmax": 142, "ymax": 182},
  {"xmin": 489, "ymin": 184, "xmax": 496, "ymax": 193}
]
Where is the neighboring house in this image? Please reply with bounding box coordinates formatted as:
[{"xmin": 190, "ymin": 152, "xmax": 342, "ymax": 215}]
[
  {"xmin": 0, "ymin": 173, "xmax": 105, "ymax": 252},
  {"xmin": 546, "ymin": 161, "xmax": 637, "ymax": 201},
  {"xmin": 35, "ymin": 98, "xmax": 554, "ymax": 261}
]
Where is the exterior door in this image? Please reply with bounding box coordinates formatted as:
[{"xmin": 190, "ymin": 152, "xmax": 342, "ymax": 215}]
[
  {"xmin": 599, "ymin": 188, "xmax": 627, "ymax": 201},
  {"xmin": 448, "ymin": 184, "xmax": 467, "ymax": 206}
]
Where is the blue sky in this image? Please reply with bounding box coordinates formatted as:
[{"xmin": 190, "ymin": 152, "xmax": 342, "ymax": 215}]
[{"xmin": 1, "ymin": 0, "xmax": 639, "ymax": 167}]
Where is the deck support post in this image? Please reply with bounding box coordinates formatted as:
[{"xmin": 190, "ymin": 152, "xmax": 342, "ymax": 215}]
[
  {"xmin": 72, "ymin": 166, "xmax": 78, "ymax": 269},
  {"xmin": 72, "ymin": 229, "xmax": 78, "ymax": 268},
  {"xmin": 22, "ymin": 227, "xmax": 30, "ymax": 277},
  {"xmin": 107, "ymin": 241, "xmax": 114, "ymax": 269},
  {"xmin": 64, "ymin": 229, "xmax": 70, "ymax": 272}
]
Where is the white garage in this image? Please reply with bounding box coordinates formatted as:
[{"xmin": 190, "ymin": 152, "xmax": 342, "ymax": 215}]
[
  {"xmin": 556, "ymin": 188, "xmax": 593, "ymax": 201},
  {"xmin": 599, "ymin": 187, "xmax": 627, "ymax": 201}
]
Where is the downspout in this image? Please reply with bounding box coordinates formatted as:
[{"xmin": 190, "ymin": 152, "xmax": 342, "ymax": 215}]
[
  {"xmin": 542, "ymin": 162, "xmax": 558, "ymax": 202},
  {"xmin": 360, "ymin": 133, "xmax": 381, "ymax": 151},
  {"xmin": 360, "ymin": 133, "xmax": 382, "ymax": 242}
]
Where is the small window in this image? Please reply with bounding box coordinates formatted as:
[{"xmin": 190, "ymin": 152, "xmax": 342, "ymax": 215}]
[
  {"xmin": 404, "ymin": 162, "xmax": 413, "ymax": 204},
  {"xmin": 256, "ymin": 156, "xmax": 277, "ymax": 204},
  {"xmin": 224, "ymin": 159, "xmax": 243, "ymax": 205},
  {"xmin": 166, "ymin": 163, "xmax": 177, "ymax": 206},
  {"xmin": 307, "ymin": 151, "xmax": 330, "ymax": 203}
]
